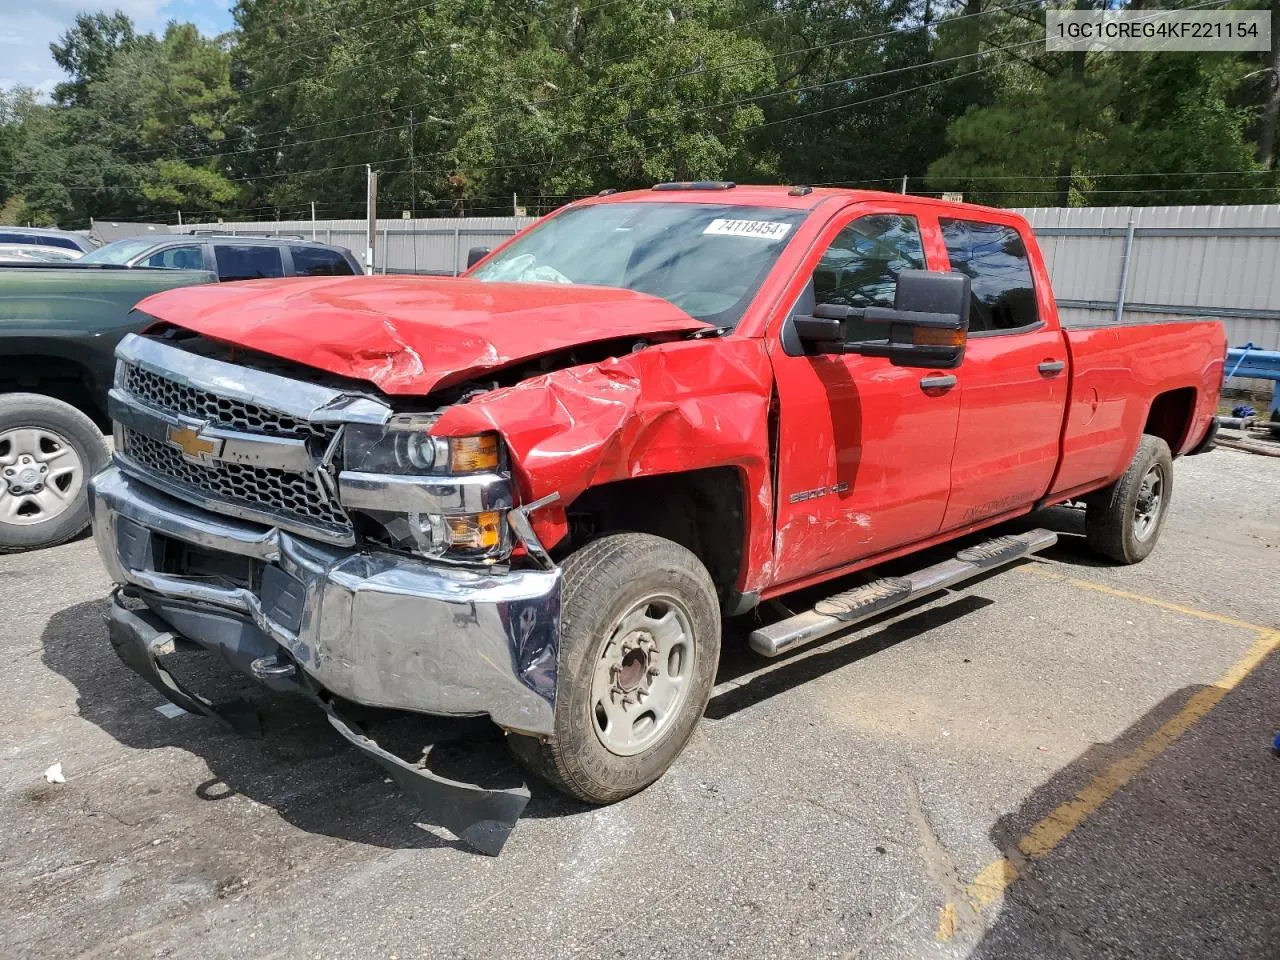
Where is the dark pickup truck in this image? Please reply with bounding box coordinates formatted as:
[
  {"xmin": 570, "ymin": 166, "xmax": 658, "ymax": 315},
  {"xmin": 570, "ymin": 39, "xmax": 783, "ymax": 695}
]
[
  {"xmin": 1, "ymin": 266, "xmax": 215, "ymax": 551},
  {"xmin": 1, "ymin": 236, "xmax": 362, "ymax": 553}
]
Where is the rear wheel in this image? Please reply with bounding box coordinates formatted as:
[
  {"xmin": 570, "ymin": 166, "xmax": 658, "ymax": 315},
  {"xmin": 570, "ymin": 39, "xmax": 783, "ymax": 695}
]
[
  {"xmin": 1085, "ymin": 434, "xmax": 1173, "ymax": 564},
  {"xmin": 508, "ymin": 533, "xmax": 721, "ymax": 804},
  {"xmin": 0, "ymin": 394, "xmax": 109, "ymax": 553}
]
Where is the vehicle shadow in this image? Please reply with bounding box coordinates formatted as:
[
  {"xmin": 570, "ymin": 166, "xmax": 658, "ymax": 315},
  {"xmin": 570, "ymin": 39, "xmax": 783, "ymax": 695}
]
[
  {"xmin": 709, "ymin": 504, "xmax": 1102, "ymax": 716},
  {"xmin": 40, "ymin": 598, "xmax": 587, "ymax": 855},
  {"xmin": 1007, "ymin": 503, "xmax": 1114, "ymax": 568},
  {"xmin": 710, "ymin": 593, "xmax": 995, "ymax": 719},
  {"xmin": 970, "ymin": 648, "xmax": 1280, "ymax": 958},
  {"xmin": 40, "ymin": 508, "xmax": 1122, "ymax": 854}
]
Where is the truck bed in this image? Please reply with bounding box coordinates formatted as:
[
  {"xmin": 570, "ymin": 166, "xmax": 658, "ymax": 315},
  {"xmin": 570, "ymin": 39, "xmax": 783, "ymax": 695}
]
[{"xmin": 1051, "ymin": 319, "xmax": 1225, "ymax": 499}]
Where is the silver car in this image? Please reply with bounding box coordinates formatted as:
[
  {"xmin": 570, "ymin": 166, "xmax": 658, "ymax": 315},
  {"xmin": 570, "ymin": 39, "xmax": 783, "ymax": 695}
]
[{"xmin": 0, "ymin": 226, "xmax": 98, "ymax": 254}]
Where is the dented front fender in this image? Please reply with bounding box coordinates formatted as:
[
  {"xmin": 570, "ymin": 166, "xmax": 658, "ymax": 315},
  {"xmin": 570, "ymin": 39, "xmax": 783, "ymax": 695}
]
[{"xmin": 433, "ymin": 337, "xmax": 778, "ymax": 593}]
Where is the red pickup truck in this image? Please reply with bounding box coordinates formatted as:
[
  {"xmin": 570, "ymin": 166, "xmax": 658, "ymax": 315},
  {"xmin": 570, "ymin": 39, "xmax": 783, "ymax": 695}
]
[{"xmin": 88, "ymin": 185, "xmax": 1224, "ymax": 852}]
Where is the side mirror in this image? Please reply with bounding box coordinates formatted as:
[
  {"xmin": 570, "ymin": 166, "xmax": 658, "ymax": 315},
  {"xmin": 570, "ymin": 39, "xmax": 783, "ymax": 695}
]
[
  {"xmin": 795, "ymin": 269, "xmax": 971, "ymax": 369},
  {"xmin": 466, "ymin": 246, "xmax": 491, "ymax": 269}
]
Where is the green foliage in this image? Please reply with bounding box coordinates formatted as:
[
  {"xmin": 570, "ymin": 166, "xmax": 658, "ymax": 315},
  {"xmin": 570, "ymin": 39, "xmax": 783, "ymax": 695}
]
[
  {"xmin": 50, "ymin": 11, "xmax": 142, "ymax": 108},
  {"xmin": 926, "ymin": 2, "xmax": 1279, "ymax": 206},
  {"xmin": 0, "ymin": 194, "xmax": 33, "ymax": 226},
  {"xmin": 2, "ymin": 0, "xmax": 1278, "ymax": 227},
  {"xmin": 2, "ymin": 21, "xmax": 236, "ymax": 225}
]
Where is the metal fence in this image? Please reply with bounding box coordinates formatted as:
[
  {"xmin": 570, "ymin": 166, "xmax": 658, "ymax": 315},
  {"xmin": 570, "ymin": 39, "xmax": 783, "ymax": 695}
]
[
  {"xmin": 195, "ymin": 204, "xmax": 1280, "ymax": 358},
  {"xmin": 1013, "ymin": 205, "xmax": 1280, "ymax": 355},
  {"xmin": 186, "ymin": 216, "xmax": 534, "ymax": 276}
]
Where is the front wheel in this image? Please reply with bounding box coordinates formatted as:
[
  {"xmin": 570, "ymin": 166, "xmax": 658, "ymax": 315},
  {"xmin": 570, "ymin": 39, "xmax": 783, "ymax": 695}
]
[
  {"xmin": 1085, "ymin": 434, "xmax": 1173, "ymax": 564},
  {"xmin": 0, "ymin": 393, "xmax": 110, "ymax": 553},
  {"xmin": 508, "ymin": 533, "xmax": 721, "ymax": 804}
]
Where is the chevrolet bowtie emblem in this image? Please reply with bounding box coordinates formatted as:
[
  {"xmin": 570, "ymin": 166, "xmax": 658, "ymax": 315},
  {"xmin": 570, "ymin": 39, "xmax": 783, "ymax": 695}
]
[{"xmin": 166, "ymin": 424, "xmax": 224, "ymax": 465}]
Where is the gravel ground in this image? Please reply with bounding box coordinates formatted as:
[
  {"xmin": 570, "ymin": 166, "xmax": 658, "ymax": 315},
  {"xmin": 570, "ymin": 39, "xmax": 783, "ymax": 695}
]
[{"xmin": 1, "ymin": 447, "xmax": 1277, "ymax": 959}]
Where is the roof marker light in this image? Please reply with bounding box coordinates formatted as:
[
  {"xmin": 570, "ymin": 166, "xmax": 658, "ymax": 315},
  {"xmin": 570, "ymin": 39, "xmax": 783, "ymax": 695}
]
[{"xmin": 651, "ymin": 181, "xmax": 737, "ymax": 191}]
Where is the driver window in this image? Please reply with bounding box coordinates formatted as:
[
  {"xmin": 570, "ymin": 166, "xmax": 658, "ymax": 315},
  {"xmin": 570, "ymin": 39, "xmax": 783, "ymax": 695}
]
[{"xmin": 813, "ymin": 214, "xmax": 925, "ymax": 342}]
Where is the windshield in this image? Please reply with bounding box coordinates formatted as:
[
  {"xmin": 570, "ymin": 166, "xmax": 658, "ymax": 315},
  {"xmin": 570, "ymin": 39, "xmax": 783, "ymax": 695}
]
[
  {"xmin": 470, "ymin": 202, "xmax": 807, "ymax": 327},
  {"xmin": 80, "ymin": 238, "xmax": 159, "ymax": 264}
]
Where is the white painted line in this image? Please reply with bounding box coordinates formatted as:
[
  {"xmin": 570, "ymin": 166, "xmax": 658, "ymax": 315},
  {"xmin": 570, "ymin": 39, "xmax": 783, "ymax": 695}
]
[{"xmin": 155, "ymin": 703, "xmax": 190, "ymax": 719}]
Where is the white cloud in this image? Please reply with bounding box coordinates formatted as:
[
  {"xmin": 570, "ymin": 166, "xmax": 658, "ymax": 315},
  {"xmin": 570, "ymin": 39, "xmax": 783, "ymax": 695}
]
[{"xmin": 0, "ymin": 1, "xmax": 232, "ymax": 92}]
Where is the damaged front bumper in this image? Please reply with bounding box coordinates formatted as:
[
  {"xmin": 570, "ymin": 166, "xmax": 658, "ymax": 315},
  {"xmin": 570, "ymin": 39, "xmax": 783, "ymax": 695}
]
[{"xmin": 90, "ymin": 466, "xmax": 562, "ymax": 853}]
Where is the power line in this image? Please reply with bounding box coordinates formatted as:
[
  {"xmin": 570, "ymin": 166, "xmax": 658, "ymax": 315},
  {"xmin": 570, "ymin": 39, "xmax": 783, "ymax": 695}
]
[
  {"xmin": 5, "ymin": 28, "xmax": 1036, "ymax": 187},
  {"xmin": 885, "ymin": 169, "xmax": 1280, "ymax": 182},
  {"xmin": 247, "ymin": 0, "xmax": 1046, "ymax": 157},
  {"xmin": 405, "ymin": 0, "xmax": 1235, "ymax": 186},
  {"xmin": 412, "ymin": 0, "xmax": 1234, "ymax": 182},
  {"xmin": 0, "ymin": 23, "xmax": 1123, "ymax": 195},
  {"xmin": 15, "ymin": 1, "xmax": 1242, "ymax": 204},
  {"xmin": 210, "ymin": 5, "xmax": 806, "ymax": 158},
  {"xmin": 143, "ymin": 69, "xmax": 1024, "ymax": 223},
  {"xmin": 57, "ymin": 0, "xmax": 1045, "ymax": 172},
  {"xmin": 404, "ymin": 36, "xmax": 1046, "ymax": 181},
  {"xmin": 918, "ymin": 185, "xmax": 1280, "ymax": 195}
]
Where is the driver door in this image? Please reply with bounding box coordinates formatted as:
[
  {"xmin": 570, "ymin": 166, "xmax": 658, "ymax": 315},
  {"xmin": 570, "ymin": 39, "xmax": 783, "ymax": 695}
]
[{"xmin": 766, "ymin": 206, "xmax": 962, "ymax": 586}]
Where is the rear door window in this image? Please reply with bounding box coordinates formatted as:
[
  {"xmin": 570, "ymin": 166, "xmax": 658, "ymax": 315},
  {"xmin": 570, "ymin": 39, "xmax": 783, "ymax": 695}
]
[
  {"xmin": 213, "ymin": 245, "xmax": 285, "ymax": 282},
  {"xmin": 141, "ymin": 245, "xmax": 205, "ymax": 270},
  {"xmin": 290, "ymin": 246, "xmax": 355, "ymax": 276},
  {"xmin": 938, "ymin": 219, "xmax": 1039, "ymax": 333}
]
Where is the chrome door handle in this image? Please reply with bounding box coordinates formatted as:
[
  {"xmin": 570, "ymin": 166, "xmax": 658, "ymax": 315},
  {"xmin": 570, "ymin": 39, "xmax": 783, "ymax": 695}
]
[
  {"xmin": 1038, "ymin": 360, "xmax": 1066, "ymax": 375},
  {"xmin": 919, "ymin": 374, "xmax": 957, "ymax": 391}
]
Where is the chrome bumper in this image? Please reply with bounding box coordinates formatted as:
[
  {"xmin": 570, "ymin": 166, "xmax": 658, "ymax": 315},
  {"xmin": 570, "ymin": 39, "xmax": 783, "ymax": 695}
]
[{"xmin": 89, "ymin": 465, "xmax": 560, "ymax": 737}]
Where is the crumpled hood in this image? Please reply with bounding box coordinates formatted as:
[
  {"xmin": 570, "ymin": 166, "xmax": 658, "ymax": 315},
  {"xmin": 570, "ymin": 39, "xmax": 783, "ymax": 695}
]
[{"xmin": 136, "ymin": 275, "xmax": 711, "ymax": 395}]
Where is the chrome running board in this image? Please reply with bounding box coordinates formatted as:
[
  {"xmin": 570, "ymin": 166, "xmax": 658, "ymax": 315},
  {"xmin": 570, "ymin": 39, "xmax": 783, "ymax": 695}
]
[{"xmin": 748, "ymin": 529, "xmax": 1057, "ymax": 657}]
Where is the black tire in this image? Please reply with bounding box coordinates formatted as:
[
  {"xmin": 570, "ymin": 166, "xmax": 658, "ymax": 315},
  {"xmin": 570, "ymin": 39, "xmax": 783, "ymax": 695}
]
[
  {"xmin": 1085, "ymin": 434, "xmax": 1173, "ymax": 564},
  {"xmin": 508, "ymin": 533, "xmax": 721, "ymax": 804},
  {"xmin": 0, "ymin": 393, "xmax": 110, "ymax": 553}
]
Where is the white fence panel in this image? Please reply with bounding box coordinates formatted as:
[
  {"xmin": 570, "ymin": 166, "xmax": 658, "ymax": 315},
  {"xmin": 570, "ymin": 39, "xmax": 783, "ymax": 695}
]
[{"xmin": 1015, "ymin": 204, "xmax": 1280, "ymax": 352}]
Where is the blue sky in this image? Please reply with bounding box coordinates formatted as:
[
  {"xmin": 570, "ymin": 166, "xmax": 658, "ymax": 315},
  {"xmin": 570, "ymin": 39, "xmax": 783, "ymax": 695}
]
[{"xmin": 0, "ymin": 1, "xmax": 236, "ymax": 92}]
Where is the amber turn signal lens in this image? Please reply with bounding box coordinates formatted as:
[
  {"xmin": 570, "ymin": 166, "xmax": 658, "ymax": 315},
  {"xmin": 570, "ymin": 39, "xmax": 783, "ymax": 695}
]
[
  {"xmin": 445, "ymin": 511, "xmax": 503, "ymax": 550},
  {"xmin": 911, "ymin": 327, "xmax": 966, "ymax": 347},
  {"xmin": 448, "ymin": 433, "xmax": 500, "ymax": 472}
]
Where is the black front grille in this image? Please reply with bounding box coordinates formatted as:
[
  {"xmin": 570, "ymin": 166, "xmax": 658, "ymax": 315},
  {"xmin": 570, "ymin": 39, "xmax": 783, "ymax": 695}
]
[
  {"xmin": 123, "ymin": 428, "xmax": 349, "ymax": 533},
  {"xmin": 123, "ymin": 363, "xmax": 336, "ymax": 445}
]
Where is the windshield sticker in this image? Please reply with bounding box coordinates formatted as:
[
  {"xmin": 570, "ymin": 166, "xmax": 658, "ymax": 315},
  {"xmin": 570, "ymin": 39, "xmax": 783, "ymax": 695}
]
[{"xmin": 703, "ymin": 219, "xmax": 792, "ymax": 241}]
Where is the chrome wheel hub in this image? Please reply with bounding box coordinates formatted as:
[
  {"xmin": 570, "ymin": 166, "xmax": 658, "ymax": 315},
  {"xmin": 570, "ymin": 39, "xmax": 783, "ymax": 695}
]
[
  {"xmin": 1133, "ymin": 464, "xmax": 1164, "ymax": 542},
  {"xmin": 0, "ymin": 428, "xmax": 84, "ymax": 526},
  {"xmin": 591, "ymin": 595, "xmax": 695, "ymax": 757}
]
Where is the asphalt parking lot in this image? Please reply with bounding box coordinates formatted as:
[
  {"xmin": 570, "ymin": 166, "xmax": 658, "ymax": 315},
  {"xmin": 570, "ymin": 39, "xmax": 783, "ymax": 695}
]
[{"xmin": 3, "ymin": 447, "xmax": 1278, "ymax": 960}]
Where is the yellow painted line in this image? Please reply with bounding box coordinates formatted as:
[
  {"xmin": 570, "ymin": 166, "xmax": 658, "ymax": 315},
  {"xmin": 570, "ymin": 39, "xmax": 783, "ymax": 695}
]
[
  {"xmin": 1016, "ymin": 564, "xmax": 1268, "ymax": 633},
  {"xmin": 936, "ymin": 901, "xmax": 959, "ymax": 941},
  {"xmin": 963, "ymin": 627, "xmax": 1280, "ymax": 912},
  {"xmin": 965, "ymin": 857, "xmax": 1018, "ymax": 910}
]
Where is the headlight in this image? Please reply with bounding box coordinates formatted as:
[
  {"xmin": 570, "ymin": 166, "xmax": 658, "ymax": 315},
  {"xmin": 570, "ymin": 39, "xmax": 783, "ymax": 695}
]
[
  {"xmin": 354, "ymin": 508, "xmax": 506, "ymax": 560},
  {"xmin": 342, "ymin": 416, "xmax": 508, "ymax": 562},
  {"xmin": 344, "ymin": 417, "xmax": 501, "ymax": 475}
]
